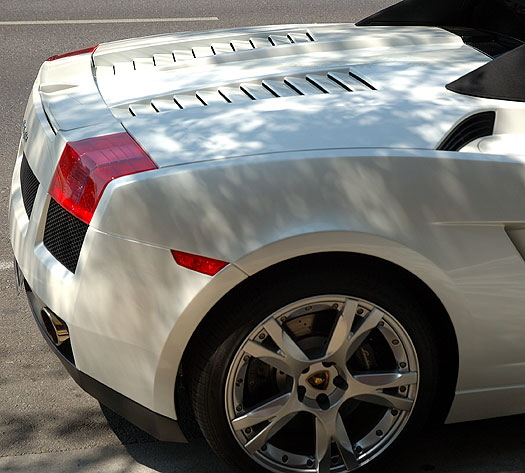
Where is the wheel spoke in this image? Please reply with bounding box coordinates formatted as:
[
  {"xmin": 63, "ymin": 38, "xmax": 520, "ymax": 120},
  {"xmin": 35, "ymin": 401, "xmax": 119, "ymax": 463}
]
[
  {"xmin": 315, "ymin": 417, "xmax": 332, "ymax": 473},
  {"xmin": 243, "ymin": 318, "xmax": 309, "ymax": 376},
  {"xmin": 232, "ymin": 392, "xmax": 294, "ymax": 431},
  {"xmin": 346, "ymin": 308, "xmax": 385, "ymax": 358},
  {"xmin": 354, "ymin": 371, "xmax": 418, "ymax": 390},
  {"xmin": 350, "ymin": 370, "xmax": 417, "ymax": 411},
  {"xmin": 354, "ymin": 392, "xmax": 414, "ymax": 411},
  {"xmin": 244, "ymin": 411, "xmax": 299, "ymax": 454},
  {"xmin": 264, "ymin": 318, "xmax": 310, "ymax": 364},
  {"xmin": 325, "ymin": 299, "xmax": 358, "ymax": 357},
  {"xmin": 335, "ymin": 414, "xmax": 359, "ymax": 470},
  {"xmin": 243, "ymin": 340, "xmax": 291, "ymax": 375}
]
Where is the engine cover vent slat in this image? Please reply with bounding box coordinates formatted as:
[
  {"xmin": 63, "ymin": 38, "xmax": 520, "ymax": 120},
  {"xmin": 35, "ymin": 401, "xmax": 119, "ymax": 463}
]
[
  {"xmin": 437, "ymin": 111, "xmax": 496, "ymax": 151},
  {"xmin": 268, "ymin": 35, "xmax": 292, "ymax": 46},
  {"xmin": 262, "ymin": 79, "xmax": 300, "ymax": 97},
  {"xmin": 133, "ymin": 58, "xmax": 154, "ymax": 70},
  {"xmin": 288, "ymin": 33, "xmax": 311, "ymax": 43},
  {"xmin": 128, "ymin": 103, "xmax": 158, "ymax": 116},
  {"xmin": 306, "ymin": 74, "xmax": 347, "ymax": 94},
  {"xmin": 328, "ymin": 72, "xmax": 372, "ymax": 91},
  {"xmin": 173, "ymin": 94, "xmax": 205, "ymax": 109},
  {"xmin": 250, "ymin": 37, "xmax": 272, "ymax": 48},
  {"xmin": 218, "ymin": 87, "xmax": 253, "ymax": 103},
  {"xmin": 113, "ymin": 61, "xmax": 135, "ymax": 75},
  {"xmin": 211, "ymin": 43, "xmax": 234, "ymax": 54},
  {"xmin": 151, "ymin": 99, "xmax": 182, "ymax": 112},
  {"xmin": 153, "ymin": 53, "xmax": 176, "ymax": 66},
  {"xmin": 230, "ymin": 40, "xmax": 254, "ymax": 52},
  {"xmin": 284, "ymin": 77, "xmax": 325, "ymax": 95},
  {"xmin": 196, "ymin": 90, "xmax": 229, "ymax": 105},
  {"xmin": 240, "ymin": 83, "xmax": 275, "ymax": 100},
  {"xmin": 192, "ymin": 47, "xmax": 214, "ymax": 58},
  {"xmin": 172, "ymin": 49, "xmax": 194, "ymax": 62}
]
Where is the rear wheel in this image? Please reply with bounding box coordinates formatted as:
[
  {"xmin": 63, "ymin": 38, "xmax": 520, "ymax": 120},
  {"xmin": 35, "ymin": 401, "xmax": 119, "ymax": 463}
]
[{"xmin": 189, "ymin": 269, "xmax": 440, "ymax": 473}]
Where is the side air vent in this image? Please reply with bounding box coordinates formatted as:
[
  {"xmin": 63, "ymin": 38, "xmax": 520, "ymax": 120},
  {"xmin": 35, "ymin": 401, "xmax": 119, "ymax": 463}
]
[
  {"xmin": 123, "ymin": 69, "xmax": 375, "ymax": 117},
  {"xmin": 44, "ymin": 199, "xmax": 89, "ymax": 273},
  {"xmin": 20, "ymin": 154, "xmax": 40, "ymax": 218},
  {"xmin": 437, "ymin": 111, "xmax": 496, "ymax": 151}
]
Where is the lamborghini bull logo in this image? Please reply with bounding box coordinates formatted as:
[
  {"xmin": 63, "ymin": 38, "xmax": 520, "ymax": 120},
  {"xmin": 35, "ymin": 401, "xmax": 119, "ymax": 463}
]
[{"xmin": 306, "ymin": 371, "xmax": 331, "ymax": 391}]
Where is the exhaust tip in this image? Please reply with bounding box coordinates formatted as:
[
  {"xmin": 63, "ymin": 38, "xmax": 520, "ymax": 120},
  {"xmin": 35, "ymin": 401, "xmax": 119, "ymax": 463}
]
[{"xmin": 41, "ymin": 307, "xmax": 70, "ymax": 346}]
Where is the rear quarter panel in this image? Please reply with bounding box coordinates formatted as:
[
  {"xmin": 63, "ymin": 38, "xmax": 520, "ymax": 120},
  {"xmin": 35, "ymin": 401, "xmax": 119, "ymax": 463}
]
[{"xmin": 94, "ymin": 148, "xmax": 525, "ymax": 422}]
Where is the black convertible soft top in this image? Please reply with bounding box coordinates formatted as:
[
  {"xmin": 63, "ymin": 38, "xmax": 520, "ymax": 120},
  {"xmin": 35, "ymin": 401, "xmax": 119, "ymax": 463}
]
[
  {"xmin": 357, "ymin": 0, "xmax": 525, "ymax": 41},
  {"xmin": 358, "ymin": 0, "xmax": 525, "ymax": 102}
]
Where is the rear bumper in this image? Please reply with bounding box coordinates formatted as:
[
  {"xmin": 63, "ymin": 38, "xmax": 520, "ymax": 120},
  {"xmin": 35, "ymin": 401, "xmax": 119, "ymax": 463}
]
[{"xmin": 21, "ymin": 266, "xmax": 187, "ymax": 443}]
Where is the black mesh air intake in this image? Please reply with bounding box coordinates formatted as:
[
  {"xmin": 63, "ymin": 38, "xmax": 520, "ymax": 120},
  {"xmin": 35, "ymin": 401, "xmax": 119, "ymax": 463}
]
[
  {"xmin": 437, "ymin": 111, "xmax": 496, "ymax": 151},
  {"xmin": 20, "ymin": 155, "xmax": 39, "ymax": 218},
  {"xmin": 44, "ymin": 199, "xmax": 89, "ymax": 273}
]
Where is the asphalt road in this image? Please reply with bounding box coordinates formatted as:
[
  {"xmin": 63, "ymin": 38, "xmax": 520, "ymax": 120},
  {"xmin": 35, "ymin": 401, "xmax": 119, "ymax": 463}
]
[{"xmin": 2, "ymin": 1, "xmax": 525, "ymax": 472}]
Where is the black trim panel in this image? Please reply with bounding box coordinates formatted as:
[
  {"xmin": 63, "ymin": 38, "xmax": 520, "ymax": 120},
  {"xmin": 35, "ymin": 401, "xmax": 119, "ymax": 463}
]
[
  {"xmin": 446, "ymin": 44, "xmax": 525, "ymax": 102},
  {"xmin": 43, "ymin": 199, "xmax": 89, "ymax": 273},
  {"xmin": 357, "ymin": 0, "xmax": 525, "ymax": 42},
  {"xmin": 437, "ymin": 111, "xmax": 496, "ymax": 151},
  {"xmin": 20, "ymin": 155, "xmax": 39, "ymax": 219},
  {"xmin": 24, "ymin": 278, "xmax": 187, "ymax": 443}
]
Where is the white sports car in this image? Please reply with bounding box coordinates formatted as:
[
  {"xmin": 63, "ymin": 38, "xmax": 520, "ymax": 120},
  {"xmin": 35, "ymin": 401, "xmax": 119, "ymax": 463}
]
[{"xmin": 9, "ymin": 0, "xmax": 525, "ymax": 471}]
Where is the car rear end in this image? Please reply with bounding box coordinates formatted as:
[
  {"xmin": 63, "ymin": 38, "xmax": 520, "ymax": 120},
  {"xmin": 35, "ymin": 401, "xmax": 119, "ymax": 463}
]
[{"xmin": 9, "ymin": 48, "xmax": 199, "ymax": 441}]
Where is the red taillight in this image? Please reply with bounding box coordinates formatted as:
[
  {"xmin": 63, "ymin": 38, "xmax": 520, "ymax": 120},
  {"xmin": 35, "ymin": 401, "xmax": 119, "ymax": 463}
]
[
  {"xmin": 46, "ymin": 45, "xmax": 99, "ymax": 61},
  {"xmin": 49, "ymin": 133, "xmax": 157, "ymax": 224},
  {"xmin": 171, "ymin": 250, "xmax": 229, "ymax": 276}
]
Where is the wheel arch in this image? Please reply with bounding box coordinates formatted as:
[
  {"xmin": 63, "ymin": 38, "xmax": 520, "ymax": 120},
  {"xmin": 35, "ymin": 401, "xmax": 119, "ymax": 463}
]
[{"xmin": 179, "ymin": 251, "xmax": 459, "ymax": 432}]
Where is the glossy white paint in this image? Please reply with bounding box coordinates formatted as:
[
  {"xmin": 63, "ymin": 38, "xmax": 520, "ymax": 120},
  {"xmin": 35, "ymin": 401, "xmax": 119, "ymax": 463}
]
[{"xmin": 9, "ymin": 24, "xmax": 525, "ymax": 426}]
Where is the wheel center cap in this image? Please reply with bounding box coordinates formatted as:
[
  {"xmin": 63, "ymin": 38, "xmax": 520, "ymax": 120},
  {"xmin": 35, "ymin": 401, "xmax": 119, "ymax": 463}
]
[{"xmin": 306, "ymin": 370, "xmax": 330, "ymax": 391}]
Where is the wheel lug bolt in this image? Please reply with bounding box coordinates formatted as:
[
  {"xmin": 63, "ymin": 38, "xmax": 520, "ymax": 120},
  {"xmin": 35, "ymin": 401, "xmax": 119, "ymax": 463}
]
[
  {"xmin": 236, "ymin": 405, "xmax": 242, "ymax": 411},
  {"xmin": 400, "ymin": 386, "xmax": 406, "ymax": 393},
  {"xmin": 399, "ymin": 362, "xmax": 407, "ymax": 368},
  {"xmin": 391, "ymin": 409, "xmax": 399, "ymax": 416},
  {"xmin": 245, "ymin": 427, "xmax": 252, "ymax": 434},
  {"xmin": 376, "ymin": 430, "xmax": 383, "ymax": 436},
  {"xmin": 379, "ymin": 321, "xmax": 385, "ymax": 326},
  {"xmin": 307, "ymin": 459, "xmax": 314, "ymax": 467},
  {"xmin": 355, "ymin": 446, "xmax": 363, "ymax": 454},
  {"xmin": 331, "ymin": 455, "xmax": 340, "ymax": 464},
  {"xmin": 280, "ymin": 316, "xmax": 287, "ymax": 323},
  {"xmin": 333, "ymin": 375, "xmax": 348, "ymax": 390},
  {"xmin": 316, "ymin": 393, "xmax": 330, "ymax": 410},
  {"xmin": 357, "ymin": 308, "xmax": 364, "ymax": 315},
  {"xmin": 259, "ymin": 333, "xmax": 266, "ymax": 340},
  {"xmin": 243, "ymin": 356, "xmax": 249, "ymax": 362},
  {"xmin": 282, "ymin": 455, "xmax": 289, "ymax": 463}
]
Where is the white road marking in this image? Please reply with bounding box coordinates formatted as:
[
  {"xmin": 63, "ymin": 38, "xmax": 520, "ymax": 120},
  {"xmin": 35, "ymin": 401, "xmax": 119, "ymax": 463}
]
[
  {"xmin": 0, "ymin": 261, "xmax": 12, "ymax": 271},
  {"xmin": 0, "ymin": 17, "xmax": 219, "ymax": 25}
]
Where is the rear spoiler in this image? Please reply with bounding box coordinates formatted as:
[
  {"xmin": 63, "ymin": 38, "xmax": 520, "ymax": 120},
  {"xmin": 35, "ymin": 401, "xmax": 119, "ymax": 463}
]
[
  {"xmin": 358, "ymin": 0, "xmax": 525, "ymax": 102},
  {"xmin": 357, "ymin": 0, "xmax": 525, "ymax": 41}
]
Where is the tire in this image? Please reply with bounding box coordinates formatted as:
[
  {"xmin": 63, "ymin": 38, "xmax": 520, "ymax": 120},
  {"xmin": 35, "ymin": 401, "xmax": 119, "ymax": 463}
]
[{"xmin": 188, "ymin": 264, "xmax": 441, "ymax": 473}]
